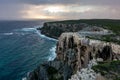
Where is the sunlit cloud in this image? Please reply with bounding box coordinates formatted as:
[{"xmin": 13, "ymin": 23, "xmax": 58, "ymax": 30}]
[
  {"xmin": 44, "ymin": 6, "xmax": 66, "ymax": 13},
  {"xmin": 0, "ymin": 0, "xmax": 120, "ymax": 20},
  {"xmin": 20, "ymin": 5, "xmax": 98, "ymax": 19}
]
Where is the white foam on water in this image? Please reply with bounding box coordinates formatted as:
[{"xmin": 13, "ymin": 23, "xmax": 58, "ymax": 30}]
[
  {"xmin": 48, "ymin": 45, "xmax": 56, "ymax": 61},
  {"xmin": 13, "ymin": 28, "xmax": 36, "ymax": 36},
  {"xmin": 20, "ymin": 27, "xmax": 57, "ymax": 61},
  {"xmin": 14, "ymin": 27, "xmax": 57, "ymax": 41},
  {"xmin": 21, "ymin": 27, "xmax": 57, "ymax": 80},
  {"xmin": 21, "ymin": 28, "xmax": 36, "ymax": 32},
  {"xmin": 36, "ymin": 30, "xmax": 57, "ymax": 41},
  {"xmin": 3, "ymin": 32, "xmax": 13, "ymax": 35},
  {"xmin": 22, "ymin": 77, "xmax": 27, "ymax": 80}
]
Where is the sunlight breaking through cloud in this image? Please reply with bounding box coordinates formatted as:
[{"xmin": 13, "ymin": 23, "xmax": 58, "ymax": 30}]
[{"xmin": 0, "ymin": 0, "xmax": 120, "ymax": 20}]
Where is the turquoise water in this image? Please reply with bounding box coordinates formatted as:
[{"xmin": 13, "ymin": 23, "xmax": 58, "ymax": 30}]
[{"xmin": 0, "ymin": 21, "xmax": 56, "ymax": 80}]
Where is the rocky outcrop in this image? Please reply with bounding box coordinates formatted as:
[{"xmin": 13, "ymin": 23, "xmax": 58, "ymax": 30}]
[
  {"xmin": 27, "ymin": 33, "xmax": 120, "ymax": 80},
  {"xmin": 39, "ymin": 22, "xmax": 88, "ymax": 39}
]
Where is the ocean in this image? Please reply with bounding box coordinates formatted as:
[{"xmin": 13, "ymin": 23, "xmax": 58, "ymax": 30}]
[{"xmin": 0, "ymin": 20, "xmax": 57, "ymax": 80}]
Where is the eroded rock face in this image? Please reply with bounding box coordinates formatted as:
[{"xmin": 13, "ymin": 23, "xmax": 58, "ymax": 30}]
[
  {"xmin": 40, "ymin": 23, "xmax": 88, "ymax": 39},
  {"xmin": 27, "ymin": 33, "xmax": 120, "ymax": 80},
  {"xmin": 99, "ymin": 46, "xmax": 112, "ymax": 61},
  {"xmin": 56, "ymin": 33, "xmax": 91, "ymax": 72}
]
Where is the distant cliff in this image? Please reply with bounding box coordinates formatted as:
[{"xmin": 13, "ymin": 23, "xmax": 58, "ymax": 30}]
[
  {"xmin": 39, "ymin": 22, "xmax": 88, "ymax": 39},
  {"xmin": 39, "ymin": 19, "xmax": 120, "ymax": 39},
  {"xmin": 27, "ymin": 33, "xmax": 120, "ymax": 80}
]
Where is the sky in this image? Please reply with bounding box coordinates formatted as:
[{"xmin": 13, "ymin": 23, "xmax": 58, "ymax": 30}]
[{"xmin": 0, "ymin": 0, "xmax": 120, "ymax": 20}]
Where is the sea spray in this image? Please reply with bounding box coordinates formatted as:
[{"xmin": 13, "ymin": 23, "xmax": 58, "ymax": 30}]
[
  {"xmin": 48, "ymin": 46, "xmax": 56, "ymax": 61},
  {"xmin": 36, "ymin": 29, "xmax": 58, "ymax": 41}
]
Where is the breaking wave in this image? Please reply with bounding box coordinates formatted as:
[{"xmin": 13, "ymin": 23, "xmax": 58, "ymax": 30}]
[
  {"xmin": 21, "ymin": 28, "xmax": 36, "ymax": 32},
  {"xmin": 48, "ymin": 46, "xmax": 56, "ymax": 61},
  {"xmin": 36, "ymin": 29, "xmax": 57, "ymax": 41},
  {"xmin": 3, "ymin": 32, "xmax": 13, "ymax": 35},
  {"xmin": 20, "ymin": 27, "xmax": 57, "ymax": 80},
  {"xmin": 16, "ymin": 27, "xmax": 57, "ymax": 42}
]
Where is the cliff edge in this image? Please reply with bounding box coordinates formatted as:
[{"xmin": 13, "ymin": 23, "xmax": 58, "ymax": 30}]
[
  {"xmin": 27, "ymin": 33, "xmax": 120, "ymax": 80},
  {"xmin": 39, "ymin": 22, "xmax": 88, "ymax": 39}
]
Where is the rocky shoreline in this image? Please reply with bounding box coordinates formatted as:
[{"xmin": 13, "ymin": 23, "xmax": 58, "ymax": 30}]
[
  {"xmin": 26, "ymin": 32, "xmax": 120, "ymax": 80},
  {"xmin": 38, "ymin": 22, "xmax": 89, "ymax": 39}
]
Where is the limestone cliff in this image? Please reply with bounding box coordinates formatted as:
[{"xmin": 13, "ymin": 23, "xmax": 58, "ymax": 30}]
[
  {"xmin": 27, "ymin": 33, "xmax": 120, "ymax": 80},
  {"xmin": 39, "ymin": 22, "xmax": 88, "ymax": 39}
]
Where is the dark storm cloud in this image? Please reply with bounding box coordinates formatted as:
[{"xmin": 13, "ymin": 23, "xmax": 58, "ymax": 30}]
[
  {"xmin": 0, "ymin": 0, "xmax": 120, "ymax": 6},
  {"xmin": 21, "ymin": 0, "xmax": 80, "ymax": 5},
  {"xmin": 80, "ymin": 0, "xmax": 120, "ymax": 6},
  {"xmin": 0, "ymin": 0, "xmax": 79, "ymax": 5},
  {"xmin": 20, "ymin": 0, "xmax": 120, "ymax": 6}
]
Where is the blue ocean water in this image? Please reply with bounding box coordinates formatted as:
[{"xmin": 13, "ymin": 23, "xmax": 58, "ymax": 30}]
[{"xmin": 0, "ymin": 20, "xmax": 57, "ymax": 80}]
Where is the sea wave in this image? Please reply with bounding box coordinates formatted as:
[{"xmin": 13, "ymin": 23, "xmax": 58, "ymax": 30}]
[
  {"xmin": 48, "ymin": 45, "xmax": 56, "ymax": 61},
  {"xmin": 22, "ymin": 77, "xmax": 27, "ymax": 80},
  {"xmin": 14, "ymin": 27, "xmax": 57, "ymax": 41},
  {"xmin": 36, "ymin": 30, "xmax": 57, "ymax": 41},
  {"xmin": 19, "ymin": 27, "xmax": 57, "ymax": 61},
  {"xmin": 19, "ymin": 28, "xmax": 36, "ymax": 32},
  {"xmin": 20, "ymin": 27, "xmax": 57, "ymax": 61},
  {"xmin": 14, "ymin": 27, "xmax": 37, "ymax": 35},
  {"xmin": 3, "ymin": 32, "xmax": 13, "ymax": 35},
  {"xmin": 21, "ymin": 27, "xmax": 57, "ymax": 80}
]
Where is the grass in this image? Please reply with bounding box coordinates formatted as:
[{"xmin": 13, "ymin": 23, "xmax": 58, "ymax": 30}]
[
  {"xmin": 46, "ymin": 19, "xmax": 120, "ymax": 34},
  {"xmin": 92, "ymin": 61, "xmax": 120, "ymax": 80},
  {"xmin": 86, "ymin": 34, "xmax": 120, "ymax": 44}
]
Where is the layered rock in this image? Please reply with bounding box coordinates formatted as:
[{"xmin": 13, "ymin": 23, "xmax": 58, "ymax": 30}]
[{"xmin": 27, "ymin": 33, "xmax": 120, "ymax": 80}]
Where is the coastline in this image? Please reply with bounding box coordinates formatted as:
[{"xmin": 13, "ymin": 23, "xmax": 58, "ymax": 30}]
[
  {"xmin": 36, "ymin": 28, "xmax": 57, "ymax": 61},
  {"xmin": 22, "ymin": 28, "xmax": 57, "ymax": 80},
  {"xmin": 36, "ymin": 29, "xmax": 58, "ymax": 42},
  {"xmin": 26, "ymin": 20, "xmax": 120, "ymax": 80}
]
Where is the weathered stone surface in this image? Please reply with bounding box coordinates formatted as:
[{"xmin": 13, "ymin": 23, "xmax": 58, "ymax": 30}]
[
  {"xmin": 27, "ymin": 33, "xmax": 120, "ymax": 80},
  {"xmin": 40, "ymin": 23, "xmax": 88, "ymax": 39}
]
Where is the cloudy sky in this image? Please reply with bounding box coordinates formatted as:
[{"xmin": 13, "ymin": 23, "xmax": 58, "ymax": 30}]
[{"xmin": 0, "ymin": 0, "xmax": 120, "ymax": 20}]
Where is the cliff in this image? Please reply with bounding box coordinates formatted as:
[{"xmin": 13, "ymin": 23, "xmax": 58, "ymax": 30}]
[
  {"xmin": 40, "ymin": 22, "xmax": 88, "ymax": 39},
  {"xmin": 39, "ymin": 19, "xmax": 120, "ymax": 39},
  {"xmin": 27, "ymin": 32, "xmax": 120, "ymax": 80}
]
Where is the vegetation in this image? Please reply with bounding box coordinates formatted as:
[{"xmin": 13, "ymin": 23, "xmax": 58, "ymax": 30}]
[
  {"xmin": 40, "ymin": 19, "xmax": 120, "ymax": 42},
  {"xmin": 86, "ymin": 34, "xmax": 120, "ymax": 44},
  {"xmin": 47, "ymin": 19, "xmax": 120, "ymax": 34},
  {"xmin": 92, "ymin": 61, "xmax": 120, "ymax": 80}
]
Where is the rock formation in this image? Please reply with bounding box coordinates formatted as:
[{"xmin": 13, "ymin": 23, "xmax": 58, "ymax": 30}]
[
  {"xmin": 39, "ymin": 22, "xmax": 88, "ymax": 39},
  {"xmin": 27, "ymin": 33, "xmax": 120, "ymax": 80}
]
